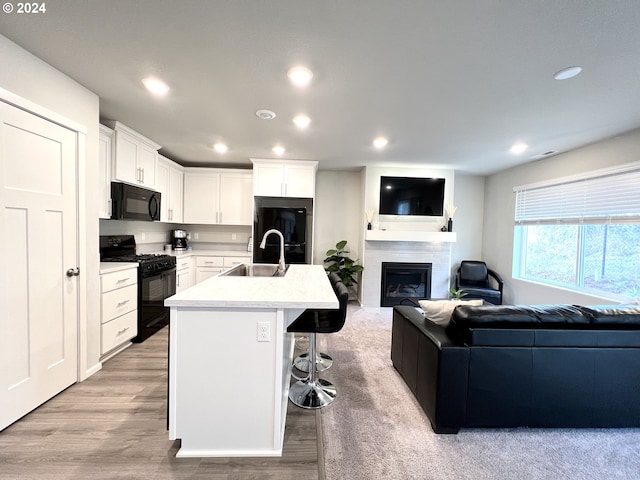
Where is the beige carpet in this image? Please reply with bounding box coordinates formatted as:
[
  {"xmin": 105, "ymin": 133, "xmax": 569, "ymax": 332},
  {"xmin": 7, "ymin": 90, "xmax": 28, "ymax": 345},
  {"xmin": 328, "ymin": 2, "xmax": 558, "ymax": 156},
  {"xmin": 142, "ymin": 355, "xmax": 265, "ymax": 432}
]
[{"xmin": 318, "ymin": 304, "xmax": 640, "ymax": 480}]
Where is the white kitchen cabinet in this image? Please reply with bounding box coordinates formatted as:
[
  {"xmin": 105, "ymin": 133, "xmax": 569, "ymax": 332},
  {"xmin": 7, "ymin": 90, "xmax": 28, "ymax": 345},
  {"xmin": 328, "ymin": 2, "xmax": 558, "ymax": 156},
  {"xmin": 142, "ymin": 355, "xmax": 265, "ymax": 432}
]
[
  {"xmin": 195, "ymin": 255, "xmax": 224, "ymax": 283},
  {"xmin": 194, "ymin": 254, "xmax": 250, "ymax": 284},
  {"xmin": 157, "ymin": 155, "xmax": 184, "ymax": 223},
  {"xmin": 219, "ymin": 171, "xmax": 253, "ymax": 225},
  {"xmin": 251, "ymin": 159, "xmax": 318, "ymax": 198},
  {"xmin": 100, "ymin": 265, "xmax": 138, "ymax": 356},
  {"xmin": 183, "ymin": 168, "xmax": 252, "ymax": 225},
  {"xmin": 105, "ymin": 121, "xmax": 160, "ymax": 189},
  {"xmin": 98, "ymin": 124, "xmax": 113, "ymax": 219},
  {"xmin": 176, "ymin": 257, "xmax": 194, "ymax": 293}
]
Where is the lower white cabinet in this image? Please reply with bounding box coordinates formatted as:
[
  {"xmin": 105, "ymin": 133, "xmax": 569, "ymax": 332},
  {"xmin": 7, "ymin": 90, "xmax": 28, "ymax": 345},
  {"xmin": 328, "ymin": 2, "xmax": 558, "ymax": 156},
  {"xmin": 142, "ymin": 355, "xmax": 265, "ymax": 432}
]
[
  {"xmin": 176, "ymin": 257, "xmax": 194, "ymax": 293},
  {"xmin": 100, "ymin": 266, "xmax": 138, "ymax": 355},
  {"xmin": 194, "ymin": 255, "xmax": 250, "ymax": 284},
  {"xmin": 195, "ymin": 256, "xmax": 224, "ymax": 283}
]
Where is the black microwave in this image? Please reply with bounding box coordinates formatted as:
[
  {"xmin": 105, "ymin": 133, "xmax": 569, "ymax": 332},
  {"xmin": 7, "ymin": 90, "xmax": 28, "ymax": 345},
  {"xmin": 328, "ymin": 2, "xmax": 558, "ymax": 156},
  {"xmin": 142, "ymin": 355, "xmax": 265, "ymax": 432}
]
[{"xmin": 111, "ymin": 182, "xmax": 161, "ymax": 221}]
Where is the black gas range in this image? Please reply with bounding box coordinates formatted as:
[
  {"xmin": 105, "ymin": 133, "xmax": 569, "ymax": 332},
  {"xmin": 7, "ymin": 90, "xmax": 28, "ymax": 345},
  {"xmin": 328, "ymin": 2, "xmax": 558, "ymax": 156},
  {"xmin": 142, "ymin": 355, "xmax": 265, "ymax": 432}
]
[{"xmin": 100, "ymin": 235, "xmax": 176, "ymax": 342}]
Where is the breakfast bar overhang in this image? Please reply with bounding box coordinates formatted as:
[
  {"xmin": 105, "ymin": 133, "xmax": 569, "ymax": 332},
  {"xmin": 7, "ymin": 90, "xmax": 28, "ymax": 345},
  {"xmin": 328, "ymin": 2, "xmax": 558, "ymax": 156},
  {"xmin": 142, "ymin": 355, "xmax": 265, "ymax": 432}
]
[{"xmin": 165, "ymin": 264, "xmax": 338, "ymax": 458}]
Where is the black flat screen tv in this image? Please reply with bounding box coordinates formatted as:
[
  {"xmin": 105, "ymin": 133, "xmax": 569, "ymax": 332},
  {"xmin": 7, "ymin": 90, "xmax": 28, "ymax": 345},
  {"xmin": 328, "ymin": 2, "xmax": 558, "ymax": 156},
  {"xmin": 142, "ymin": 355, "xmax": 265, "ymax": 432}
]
[{"xmin": 379, "ymin": 176, "xmax": 445, "ymax": 216}]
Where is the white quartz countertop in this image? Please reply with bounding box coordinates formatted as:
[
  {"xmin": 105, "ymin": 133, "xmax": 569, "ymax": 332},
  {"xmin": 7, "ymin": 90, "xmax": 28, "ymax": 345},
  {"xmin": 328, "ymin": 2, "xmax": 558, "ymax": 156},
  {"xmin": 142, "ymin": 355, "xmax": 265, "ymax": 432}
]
[
  {"xmin": 157, "ymin": 249, "xmax": 252, "ymax": 258},
  {"xmin": 165, "ymin": 264, "xmax": 339, "ymax": 309},
  {"xmin": 99, "ymin": 262, "xmax": 139, "ymax": 274}
]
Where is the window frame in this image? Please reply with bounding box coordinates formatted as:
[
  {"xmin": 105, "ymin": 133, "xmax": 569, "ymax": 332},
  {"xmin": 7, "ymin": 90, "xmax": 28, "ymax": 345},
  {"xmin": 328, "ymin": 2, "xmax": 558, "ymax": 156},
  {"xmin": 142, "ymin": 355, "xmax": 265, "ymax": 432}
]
[{"xmin": 512, "ymin": 162, "xmax": 640, "ymax": 301}]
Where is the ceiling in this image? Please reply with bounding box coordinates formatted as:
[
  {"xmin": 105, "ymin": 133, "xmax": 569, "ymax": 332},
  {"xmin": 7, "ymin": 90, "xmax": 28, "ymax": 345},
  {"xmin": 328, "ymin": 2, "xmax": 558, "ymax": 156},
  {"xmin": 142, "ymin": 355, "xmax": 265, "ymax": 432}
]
[{"xmin": 2, "ymin": 1, "xmax": 640, "ymax": 175}]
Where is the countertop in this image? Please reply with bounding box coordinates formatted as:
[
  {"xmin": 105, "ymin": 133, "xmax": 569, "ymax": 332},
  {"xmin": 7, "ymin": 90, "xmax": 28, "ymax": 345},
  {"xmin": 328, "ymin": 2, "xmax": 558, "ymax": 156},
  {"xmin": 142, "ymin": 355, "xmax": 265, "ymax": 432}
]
[
  {"xmin": 158, "ymin": 249, "xmax": 252, "ymax": 258},
  {"xmin": 165, "ymin": 264, "xmax": 338, "ymax": 309}
]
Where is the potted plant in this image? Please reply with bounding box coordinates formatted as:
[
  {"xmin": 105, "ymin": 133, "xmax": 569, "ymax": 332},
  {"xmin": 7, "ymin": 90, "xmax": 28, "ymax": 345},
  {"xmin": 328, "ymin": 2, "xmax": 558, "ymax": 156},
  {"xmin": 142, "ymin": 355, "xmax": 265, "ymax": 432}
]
[
  {"xmin": 449, "ymin": 287, "xmax": 468, "ymax": 300},
  {"xmin": 324, "ymin": 240, "xmax": 364, "ymax": 288}
]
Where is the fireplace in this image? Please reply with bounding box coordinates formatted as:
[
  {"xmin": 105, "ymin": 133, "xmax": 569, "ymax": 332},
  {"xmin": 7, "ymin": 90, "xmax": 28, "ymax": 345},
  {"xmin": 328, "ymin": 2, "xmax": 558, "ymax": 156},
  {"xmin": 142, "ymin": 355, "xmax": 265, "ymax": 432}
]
[{"xmin": 380, "ymin": 262, "xmax": 432, "ymax": 307}]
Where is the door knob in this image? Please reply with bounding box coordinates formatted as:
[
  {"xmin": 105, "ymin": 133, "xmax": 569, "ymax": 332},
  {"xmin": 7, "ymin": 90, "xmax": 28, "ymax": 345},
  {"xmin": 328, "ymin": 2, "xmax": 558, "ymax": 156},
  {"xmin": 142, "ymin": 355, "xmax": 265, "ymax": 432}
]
[{"xmin": 66, "ymin": 268, "xmax": 80, "ymax": 277}]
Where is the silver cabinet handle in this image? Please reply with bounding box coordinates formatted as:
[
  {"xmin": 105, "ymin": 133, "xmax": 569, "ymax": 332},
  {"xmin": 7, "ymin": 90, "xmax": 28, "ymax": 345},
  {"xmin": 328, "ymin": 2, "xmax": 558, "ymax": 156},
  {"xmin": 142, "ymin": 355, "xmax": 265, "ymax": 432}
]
[
  {"xmin": 142, "ymin": 168, "xmax": 145, "ymax": 184},
  {"xmin": 116, "ymin": 277, "xmax": 131, "ymax": 284},
  {"xmin": 116, "ymin": 299, "xmax": 130, "ymax": 307},
  {"xmin": 66, "ymin": 268, "xmax": 80, "ymax": 277},
  {"xmin": 116, "ymin": 326, "xmax": 130, "ymax": 336},
  {"xmin": 219, "ymin": 211, "xmax": 222, "ymax": 223}
]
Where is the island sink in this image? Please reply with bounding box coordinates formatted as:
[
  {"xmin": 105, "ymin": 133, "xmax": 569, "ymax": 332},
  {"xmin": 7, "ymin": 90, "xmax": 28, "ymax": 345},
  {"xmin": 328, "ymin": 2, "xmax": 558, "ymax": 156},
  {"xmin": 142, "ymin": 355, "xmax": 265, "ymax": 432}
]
[{"xmin": 221, "ymin": 263, "xmax": 289, "ymax": 277}]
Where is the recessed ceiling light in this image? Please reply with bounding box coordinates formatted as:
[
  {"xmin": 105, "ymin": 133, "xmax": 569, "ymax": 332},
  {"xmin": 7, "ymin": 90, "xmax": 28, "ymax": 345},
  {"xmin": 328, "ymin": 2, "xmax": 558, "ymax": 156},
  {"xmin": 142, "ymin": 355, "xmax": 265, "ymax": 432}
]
[
  {"xmin": 553, "ymin": 66, "xmax": 582, "ymax": 80},
  {"xmin": 287, "ymin": 66, "xmax": 313, "ymax": 87},
  {"xmin": 293, "ymin": 114, "xmax": 311, "ymax": 129},
  {"xmin": 373, "ymin": 137, "xmax": 388, "ymax": 149},
  {"xmin": 255, "ymin": 109, "xmax": 276, "ymax": 120},
  {"xmin": 213, "ymin": 142, "xmax": 228, "ymax": 154},
  {"xmin": 142, "ymin": 77, "xmax": 170, "ymax": 96},
  {"xmin": 510, "ymin": 142, "xmax": 528, "ymax": 154},
  {"xmin": 272, "ymin": 145, "xmax": 286, "ymax": 156}
]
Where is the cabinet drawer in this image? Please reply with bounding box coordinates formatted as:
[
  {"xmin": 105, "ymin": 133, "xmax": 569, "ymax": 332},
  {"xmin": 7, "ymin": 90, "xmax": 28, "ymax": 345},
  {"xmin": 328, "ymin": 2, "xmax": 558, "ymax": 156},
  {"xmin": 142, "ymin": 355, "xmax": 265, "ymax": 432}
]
[
  {"xmin": 101, "ymin": 283, "xmax": 137, "ymax": 322},
  {"xmin": 223, "ymin": 256, "xmax": 249, "ymax": 267},
  {"xmin": 196, "ymin": 256, "xmax": 223, "ymax": 267},
  {"xmin": 177, "ymin": 258, "xmax": 192, "ymax": 270},
  {"xmin": 101, "ymin": 268, "xmax": 137, "ymax": 292},
  {"xmin": 101, "ymin": 310, "xmax": 137, "ymax": 354}
]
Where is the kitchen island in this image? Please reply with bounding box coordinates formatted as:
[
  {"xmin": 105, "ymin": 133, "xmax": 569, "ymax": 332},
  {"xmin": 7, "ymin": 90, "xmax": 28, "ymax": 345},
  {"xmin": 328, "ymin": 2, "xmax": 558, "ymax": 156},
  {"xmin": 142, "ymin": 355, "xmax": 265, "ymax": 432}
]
[{"xmin": 165, "ymin": 264, "xmax": 338, "ymax": 458}]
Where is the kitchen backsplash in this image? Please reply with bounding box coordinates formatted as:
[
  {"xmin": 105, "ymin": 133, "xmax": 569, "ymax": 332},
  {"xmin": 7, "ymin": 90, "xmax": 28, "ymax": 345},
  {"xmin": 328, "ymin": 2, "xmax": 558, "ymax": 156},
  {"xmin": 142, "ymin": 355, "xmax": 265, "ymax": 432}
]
[{"xmin": 99, "ymin": 219, "xmax": 252, "ymax": 253}]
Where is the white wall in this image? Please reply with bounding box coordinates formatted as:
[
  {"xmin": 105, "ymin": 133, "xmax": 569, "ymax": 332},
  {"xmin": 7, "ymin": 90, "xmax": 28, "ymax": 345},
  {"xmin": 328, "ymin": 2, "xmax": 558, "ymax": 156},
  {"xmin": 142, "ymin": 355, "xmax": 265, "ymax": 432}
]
[
  {"xmin": 451, "ymin": 173, "xmax": 485, "ymax": 282},
  {"xmin": 483, "ymin": 128, "xmax": 640, "ymax": 305},
  {"xmin": 313, "ymin": 170, "xmax": 363, "ymax": 265},
  {"xmin": 0, "ymin": 34, "xmax": 101, "ymax": 378}
]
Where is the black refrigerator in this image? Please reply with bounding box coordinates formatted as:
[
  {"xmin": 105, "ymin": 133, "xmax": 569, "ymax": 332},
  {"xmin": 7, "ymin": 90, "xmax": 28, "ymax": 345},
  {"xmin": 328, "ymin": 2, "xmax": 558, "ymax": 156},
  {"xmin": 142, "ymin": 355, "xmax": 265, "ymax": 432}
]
[{"xmin": 253, "ymin": 207, "xmax": 307, "ymax": 264}]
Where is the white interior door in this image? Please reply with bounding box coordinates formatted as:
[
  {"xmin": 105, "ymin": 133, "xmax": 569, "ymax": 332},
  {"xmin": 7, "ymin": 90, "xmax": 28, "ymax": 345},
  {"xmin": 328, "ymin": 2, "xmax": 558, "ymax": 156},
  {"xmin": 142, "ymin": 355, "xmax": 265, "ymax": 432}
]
[{"xmin": 0, "ymin": 101, "xmax": 79, "ymax": 431}]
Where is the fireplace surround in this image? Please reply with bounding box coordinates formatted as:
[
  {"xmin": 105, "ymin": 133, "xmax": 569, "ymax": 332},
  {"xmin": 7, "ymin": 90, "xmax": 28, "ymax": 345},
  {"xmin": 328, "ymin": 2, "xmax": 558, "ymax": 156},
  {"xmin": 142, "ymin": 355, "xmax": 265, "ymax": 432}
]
[
  {"xmin": 381, "ymin": 262, "xmax": 432, "ymax": 307},
  {"xmin": 361, "ymin": 232, "xmax": 455, "ymax": 307}
]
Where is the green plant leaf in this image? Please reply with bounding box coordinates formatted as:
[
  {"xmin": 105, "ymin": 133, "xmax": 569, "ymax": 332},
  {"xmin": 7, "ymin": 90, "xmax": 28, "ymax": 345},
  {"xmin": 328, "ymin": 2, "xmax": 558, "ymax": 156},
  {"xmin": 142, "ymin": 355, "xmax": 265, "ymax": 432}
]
[{"xmin": 336, "ymin": 240, "xmax": 347, "ymax": 250}]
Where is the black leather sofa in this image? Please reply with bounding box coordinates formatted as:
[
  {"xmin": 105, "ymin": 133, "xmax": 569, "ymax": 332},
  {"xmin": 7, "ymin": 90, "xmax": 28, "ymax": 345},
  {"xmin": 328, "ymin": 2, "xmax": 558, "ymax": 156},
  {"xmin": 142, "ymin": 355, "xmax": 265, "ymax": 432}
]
[{"xmin": 391, "ymin": 304, "xmax": 640, "ymax": 433}]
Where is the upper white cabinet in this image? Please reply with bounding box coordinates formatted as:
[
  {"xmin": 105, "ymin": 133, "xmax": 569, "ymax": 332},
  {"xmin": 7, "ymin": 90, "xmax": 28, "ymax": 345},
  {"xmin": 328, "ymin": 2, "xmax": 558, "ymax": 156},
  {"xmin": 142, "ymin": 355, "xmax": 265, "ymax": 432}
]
[
  {"xmin": 157, "ymin": 155, "xmax": 184, "ymax": 223},
  {"xmin": 105, "ymin": 121, "xmax": 160, "ymax": 189},
  {"xmin": 98, "ymin": 125, "xmax": 113, "ymax": 219},
  {"xmin": 251, "ymin": 159, "xmax": 318, "ymax": 198},
  {"xmin": 183, "ymin": 168, "xmax": 252, "ymax": 225}
]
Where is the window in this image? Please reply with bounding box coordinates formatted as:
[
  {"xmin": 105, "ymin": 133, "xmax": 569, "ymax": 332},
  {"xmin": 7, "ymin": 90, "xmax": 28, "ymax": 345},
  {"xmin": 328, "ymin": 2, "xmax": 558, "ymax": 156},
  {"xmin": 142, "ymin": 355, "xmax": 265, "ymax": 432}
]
[{"xmin": 513, "ymin": 164, "xmax": 640, "ymax": 299}]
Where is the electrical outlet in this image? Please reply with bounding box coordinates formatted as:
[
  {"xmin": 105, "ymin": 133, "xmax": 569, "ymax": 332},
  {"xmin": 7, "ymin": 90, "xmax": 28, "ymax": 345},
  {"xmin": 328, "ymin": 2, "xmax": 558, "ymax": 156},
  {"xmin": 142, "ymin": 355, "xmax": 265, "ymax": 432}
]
[
  {"xmin": 231, "ymin": 233, "xmax": 237, "ymax": 240},
  {"xmin": 193, "ymin": 232, "xmax": 199, "ymax": 240},
  {"xmin": 257, "ymin": 321, "xmax": 271, "ymax": 342}
]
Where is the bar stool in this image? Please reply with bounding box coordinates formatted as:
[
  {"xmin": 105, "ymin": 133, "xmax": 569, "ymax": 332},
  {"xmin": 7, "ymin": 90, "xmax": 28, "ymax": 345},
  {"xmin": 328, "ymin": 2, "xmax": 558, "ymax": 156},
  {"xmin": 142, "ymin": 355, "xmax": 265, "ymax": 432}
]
[
  {"xmin": 287, "ymin": 274, "xmax": 349, "ymax": 409},
  {"xmin": 291, "ymin": 274, "xmax": 342, "ymax": 376}
]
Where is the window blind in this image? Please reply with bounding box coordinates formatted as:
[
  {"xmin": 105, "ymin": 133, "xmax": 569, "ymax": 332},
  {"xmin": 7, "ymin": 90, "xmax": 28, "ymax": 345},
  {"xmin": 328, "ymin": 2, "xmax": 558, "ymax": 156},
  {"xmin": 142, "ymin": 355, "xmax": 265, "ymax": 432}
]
[{"xmin": 514, "ymin": 166, "xmax": 640, "ymax": 224}]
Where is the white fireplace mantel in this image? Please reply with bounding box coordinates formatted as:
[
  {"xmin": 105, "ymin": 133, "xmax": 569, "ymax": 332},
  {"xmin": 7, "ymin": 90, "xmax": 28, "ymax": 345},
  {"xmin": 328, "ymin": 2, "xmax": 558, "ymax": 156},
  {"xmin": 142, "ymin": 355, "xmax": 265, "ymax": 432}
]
[{"xmin": 365, "ymin": 230, "xmax": 456, "ymax": 243}]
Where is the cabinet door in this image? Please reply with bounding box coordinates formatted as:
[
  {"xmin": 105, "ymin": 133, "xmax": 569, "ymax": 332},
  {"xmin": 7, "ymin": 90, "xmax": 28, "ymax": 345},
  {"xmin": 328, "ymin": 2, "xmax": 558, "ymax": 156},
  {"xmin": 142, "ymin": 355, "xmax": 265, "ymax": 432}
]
[
  {"xmin": 113, "ymin": 129, "xmax": 139, "ymax": 185},
  {"xmin": 156, "ymin": 160, "xmax": 171, "ymax": 222},
  {"xmin": 195, "ymin": 268, "xmax": 222, "ymax": 284},
  {"xmin": 176, "ymin": 268, "xmax": 193, "ymax": 293},
  {"xmin": 253, "ymin": 163, "xmax": 284, "ymax": 196},
  {"xmin": 183, "ymin": 172, "xmax": 220, "ymax": 224},
  {"xmin": 98, "ymin": 126, "xmax": 113, "ymax": 219},
  {"xmin": 169, "ymin": 166, "xmax": 184, "ymax": 223},
  {"xmin": 284, "ymin": 163, "xmax": 315, "ymax": 197},
  {"xmin": 219, "ymin": 172, "xmax": 252, "ymax": 225},
  {"xmin": 138, "ymin": 143, "xmax": 157, "ymax": 189}
]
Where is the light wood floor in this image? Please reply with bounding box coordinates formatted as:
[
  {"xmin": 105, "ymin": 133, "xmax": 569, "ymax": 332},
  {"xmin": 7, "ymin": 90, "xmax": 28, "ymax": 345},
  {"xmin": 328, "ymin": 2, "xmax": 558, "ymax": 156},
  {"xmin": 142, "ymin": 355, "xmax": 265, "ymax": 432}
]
[{"xmin": 0, "ymin": 328, "xmax": 322, "ymax": 480}]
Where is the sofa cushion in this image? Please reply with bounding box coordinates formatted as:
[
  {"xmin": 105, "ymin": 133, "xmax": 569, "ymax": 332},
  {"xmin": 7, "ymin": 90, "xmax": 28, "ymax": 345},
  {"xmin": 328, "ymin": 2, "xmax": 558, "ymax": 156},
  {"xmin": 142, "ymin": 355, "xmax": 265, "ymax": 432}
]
[
  {"xmin": 577, "ymin": 305, "xmax": 640, "ymax": 327},
  {"xmin": 446, "ymin": 305, "xmax": 588, "ymax": 345},
  {"xmin": 418, "ymin": 299, "xmax": 484, "ymax": 326}
]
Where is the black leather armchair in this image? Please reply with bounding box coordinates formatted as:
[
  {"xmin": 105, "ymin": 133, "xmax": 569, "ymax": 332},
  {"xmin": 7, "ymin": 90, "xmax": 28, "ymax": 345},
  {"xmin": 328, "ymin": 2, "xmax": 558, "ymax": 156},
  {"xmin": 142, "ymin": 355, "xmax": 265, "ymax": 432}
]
[{"xmin": 454, "ymin": 260, "xmax": 503, "ymax": 305}]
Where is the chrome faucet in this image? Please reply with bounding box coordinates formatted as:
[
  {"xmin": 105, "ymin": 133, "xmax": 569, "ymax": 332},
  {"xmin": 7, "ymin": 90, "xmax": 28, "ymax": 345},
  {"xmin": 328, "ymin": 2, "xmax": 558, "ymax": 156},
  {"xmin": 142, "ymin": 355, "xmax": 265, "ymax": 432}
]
[{"xmin": 259, "ymin": 229, "xmax": 286, "ymax": 272}]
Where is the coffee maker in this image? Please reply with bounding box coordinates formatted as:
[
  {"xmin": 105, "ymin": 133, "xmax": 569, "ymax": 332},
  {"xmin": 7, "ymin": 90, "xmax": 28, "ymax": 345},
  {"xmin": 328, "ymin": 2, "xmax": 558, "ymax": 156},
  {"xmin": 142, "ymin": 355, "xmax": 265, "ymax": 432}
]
[{"xmin": 171, "ymin": 229, "xmax": 189, "ymax": 250}]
